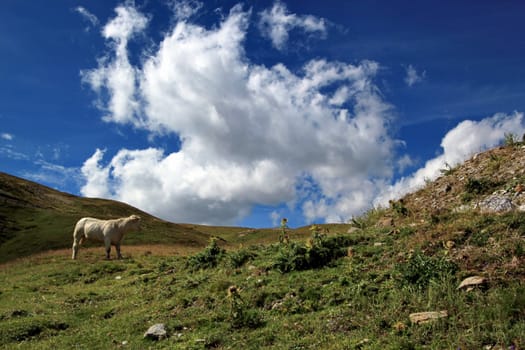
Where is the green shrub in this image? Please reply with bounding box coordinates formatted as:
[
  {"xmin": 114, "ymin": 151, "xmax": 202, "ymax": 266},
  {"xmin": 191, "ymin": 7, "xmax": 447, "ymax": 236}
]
[
  {"xmin": 470, "ymin": 230, "xmax": 490, "ymax": 247},
  {"xmin": 274, "ymin": 234, "xmax": 353, "ymax": 273},
  {"xmin": 228, "ymin": 249, "xmax": 257, "ymax": 268},
  {"xmin": 464, "ymin": 178, "xmax": 500, "ymax": 195},
  {"xmin": 396, "ymin": 251, "xmax": 457, "ymax": 290},
  {"xmin": 462, "ymin": 178, "xmax": 501, "ymax": 203},
  {"xmin": 186, "ymin": 238, "xmax": 225, "ymax": 270},
  {"xmin": 391, "ymin": 201, "xmax": 409, "ymax": 217},
  {"xmin": 274, "ymin": 243, "xmax": 310, "ymax": 273}
]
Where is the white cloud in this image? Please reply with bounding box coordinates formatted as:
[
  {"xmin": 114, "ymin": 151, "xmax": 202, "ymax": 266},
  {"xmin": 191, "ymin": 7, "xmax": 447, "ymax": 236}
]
[
  {"xmin": 258, "ymin": 1, "xmax": 327, "ymax": 50},
  {"xmin": 81, "ymin": 5, "xmax": 148, "ymax": 125},
  {"xmin": 75, "ymin": 6, "xmax": 100, "ymax": 28},
  {"xmin": 81, "ymin": 3, "xmax": 397, "ymax": 225},
  {"xmin": 81, "ymin": 3, "xmax": 524, "ymax": 226},
  {"xmin": 167, "ymin": 0, "xmax": 203, "ymax": 21},
  {"xmin": 1, "ymin": 133, "xmax": 13, "ymax": 141},
  {"xmin": 404, "ymin": 64, "xmax": 425, "ymax": 87},
  {"xmin": 375, "ymin": 111, "xmax": 525, "ymax": 205},
  {"xmin": 80, "ymin": 148, "xmax": 111, "ymax": 199}
]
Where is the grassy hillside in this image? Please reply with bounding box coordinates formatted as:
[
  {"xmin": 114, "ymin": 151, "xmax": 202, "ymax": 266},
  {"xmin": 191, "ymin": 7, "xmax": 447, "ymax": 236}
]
[
  {"xmin": 1, "ymin": 144, "xmax": 525, "ymax": 348},
  {"xmin": 0, "ymin": 172, "xmax": 249, "ymax": 263},
  {"xmin": 0, "ymin": 172, "xmax": 351, "ymax": 263}
]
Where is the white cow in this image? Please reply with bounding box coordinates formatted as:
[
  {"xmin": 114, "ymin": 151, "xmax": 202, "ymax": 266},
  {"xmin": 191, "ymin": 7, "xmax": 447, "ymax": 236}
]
[{"xmin": 72, "ymin": 215, "xmax": 141, "ymax": 260}]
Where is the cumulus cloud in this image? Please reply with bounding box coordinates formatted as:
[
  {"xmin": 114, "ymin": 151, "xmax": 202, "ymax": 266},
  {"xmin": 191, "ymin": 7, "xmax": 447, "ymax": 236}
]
[
  {"xmin": 404, "ymin": 64, "xmax": 425, "ymax": 87},
  {"xmin": 81, "ymin": 5, "xmax": 148, "ymax": 125},
  {"xmin": 375, "ymin": 111, "xmax": 525, "ymax": 205},
  {"xmin": 81, "ymin": 3, "xmax": 397, "ymax": 224},
  {"xmin": 80, "ymin": 3, "xmax": 524, "ymax": 226},
  {"xmin": 258, "ymin": 1, "xmax": 327, "ymax": 50}
]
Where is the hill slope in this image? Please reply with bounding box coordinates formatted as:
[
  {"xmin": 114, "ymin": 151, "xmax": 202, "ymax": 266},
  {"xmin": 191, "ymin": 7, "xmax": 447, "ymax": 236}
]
[
  {"xmin": 0, "ymin": 172, "xmax": 352, "ymax": 263},
  {"xmin": 0, "ymin": 172, "xmax": 225, "ymax": 263}
]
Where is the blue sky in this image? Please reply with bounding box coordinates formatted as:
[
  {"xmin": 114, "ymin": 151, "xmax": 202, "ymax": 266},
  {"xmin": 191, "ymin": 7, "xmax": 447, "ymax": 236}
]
[{"xmin": 1, "ymin": 0, "xmax": 525, "ymax": 228}]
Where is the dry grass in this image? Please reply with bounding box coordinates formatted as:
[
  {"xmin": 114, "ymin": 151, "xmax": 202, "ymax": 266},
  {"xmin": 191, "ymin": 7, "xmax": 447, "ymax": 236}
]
[{"xmin": 0, "ymin": 244, "xmax": 201, "ymax": 270}]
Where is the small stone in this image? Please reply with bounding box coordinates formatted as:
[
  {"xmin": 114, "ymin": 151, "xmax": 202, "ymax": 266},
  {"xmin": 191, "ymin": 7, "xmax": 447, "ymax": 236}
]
[
  {"xmin": 457, "ymin": 276, "xmax": 487, "ymax": 290},
  {"xmin": 409, "ymin": 310, "xmax": 448, "ymax": 324},
  {"xmin": 144, "ymin": 323, "xmax": 167, "ymax": 340}
]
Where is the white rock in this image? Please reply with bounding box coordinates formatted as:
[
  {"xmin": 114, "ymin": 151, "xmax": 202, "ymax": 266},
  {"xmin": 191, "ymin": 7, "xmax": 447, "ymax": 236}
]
[
  {"xmin": 457, "ymin": 276, "xmax": 487, "ymax": 290},
  {"xmin": 144, "ymin": 323, "xmax": 167, "ymax": 340},
  {"xmin": 409, "ymin": 310, "xmax": 448, "ymax": 324},
  {"xmin": 476, "ymin": 195, "xmax": 513, "ymax": 213}
]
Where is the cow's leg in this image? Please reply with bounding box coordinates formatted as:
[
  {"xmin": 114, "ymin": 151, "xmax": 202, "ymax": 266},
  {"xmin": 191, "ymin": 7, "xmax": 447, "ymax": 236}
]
[
  {"xmin": 72, "ymin": 235, "xmax": 83, "ymax": 260},
  {"xmin": 71, "ymin": 230, "xmax": 84, "ymax": 260},
  {"xmin": 116, "ymin": 243, "xmax": 123, "ymax": 259},
  {"xmin": 72, "ymin": 239, "xmax": 79, "ymax": 260},
  {"xmin": 104, "ymin": 238, "xmax": 112, "ymax": 260}
]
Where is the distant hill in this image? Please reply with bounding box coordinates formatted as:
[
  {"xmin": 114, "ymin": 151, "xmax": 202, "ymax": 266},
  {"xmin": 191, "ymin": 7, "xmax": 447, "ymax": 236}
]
[
  {"xmin": 0, "ymin": 172, "xmax": 351, "ymax": 263},
  {"xmin": 0, "ymin": 172, "xmax": 228, "ymax": 263}
]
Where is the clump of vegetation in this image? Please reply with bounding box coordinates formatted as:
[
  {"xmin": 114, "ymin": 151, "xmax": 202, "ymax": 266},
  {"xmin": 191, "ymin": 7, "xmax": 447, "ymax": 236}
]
[
  {"xmin": 186, "ymin": 238, "xmax": 225, "ymax": 270},
  {"xmin": 462, "ymin": 177, "xmax": 501, "ymax": 202},
  {"xmin": 391, "ymin": 200, "xmax": 409, "ymax": 217},
  {"xmin": 228, "ymin": 248, "xmax": 257, "ymax": 269},
  {"xmin": 396, "ymin": 251, "xmax": 458, "ymax": 290},
  {"xmin": 227, "ymin": 285, "xmax": 264, "ymax": 329},
  {"xmin": 274, "ymin": 226, "xmax": 352, "ymax": 273}
]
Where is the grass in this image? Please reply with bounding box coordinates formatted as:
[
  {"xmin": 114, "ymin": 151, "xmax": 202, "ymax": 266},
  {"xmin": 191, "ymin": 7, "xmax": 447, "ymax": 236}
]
[{"xmin": 1, "ymin": 218, "xmax": 524, "ymax": 349}]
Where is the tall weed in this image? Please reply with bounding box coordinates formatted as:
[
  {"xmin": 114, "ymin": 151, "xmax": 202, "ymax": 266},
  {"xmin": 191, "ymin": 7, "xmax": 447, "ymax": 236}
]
[{"xmin": 186, "ymin": 238, "xmax": 225, "ymax": 270}]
